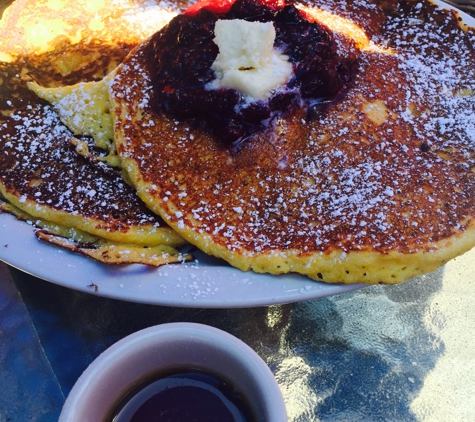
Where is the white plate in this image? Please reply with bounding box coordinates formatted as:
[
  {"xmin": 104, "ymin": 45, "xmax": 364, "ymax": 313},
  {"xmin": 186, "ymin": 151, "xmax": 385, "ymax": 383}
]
[
  {"xmin": 0, "ymin": 1, "xmax": 472, "ymax": 308},
  {"xmin": 0, "ymin": 212, "xmax": 364, "ymax": 307}
]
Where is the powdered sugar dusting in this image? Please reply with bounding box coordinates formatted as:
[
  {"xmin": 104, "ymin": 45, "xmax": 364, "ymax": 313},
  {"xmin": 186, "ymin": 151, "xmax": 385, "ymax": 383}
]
[
  {"xmin": 0, "ymin": 101, "xmax": 167, "ymax": 230},
  {"xmin": 110, "ymin": 1, "xmax": 474, "ymax": 264}
]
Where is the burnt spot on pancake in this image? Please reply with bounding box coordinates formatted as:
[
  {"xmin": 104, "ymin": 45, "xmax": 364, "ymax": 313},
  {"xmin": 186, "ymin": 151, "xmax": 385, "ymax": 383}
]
[
  {"xmin": 36, "ymin": 230, "xmax": 192, "ymax": 266},
  {"xmin": 420, "ymin": 143, "xmax": 430, "ymax": 153}
]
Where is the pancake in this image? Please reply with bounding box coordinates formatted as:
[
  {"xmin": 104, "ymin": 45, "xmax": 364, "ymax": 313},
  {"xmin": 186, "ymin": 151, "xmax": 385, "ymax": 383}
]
[
  {"xmin": 109, "ymin": 0, "xmax": 475, "ymax": 284},
  {"xmin": 0, "ymin": 196, "xmax": 189, "ymax": 266},
  {"xmin": 0, "ymin": 77, "xmax": 190, "ymax": 264},
  {"xmin": 0, "ymin": 0, "xmax": 181, "ymax": 63},
  {"xmin": 0, "ymin": 0, "xmax": 192, "ymax": 266}
]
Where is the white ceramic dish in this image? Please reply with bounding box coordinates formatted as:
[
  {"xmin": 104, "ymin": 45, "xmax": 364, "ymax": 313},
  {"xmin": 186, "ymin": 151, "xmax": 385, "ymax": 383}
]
[
  {"xmin": 58, "ymin": 322, "xmax": 287, "ymax": 422},
  {"xmin": 0, "ymin": 1, "xmax": 472, "ymax": 308},
  {"xmin": 0, "ymin": 211, "xmax": 364, "ymax": 307}
]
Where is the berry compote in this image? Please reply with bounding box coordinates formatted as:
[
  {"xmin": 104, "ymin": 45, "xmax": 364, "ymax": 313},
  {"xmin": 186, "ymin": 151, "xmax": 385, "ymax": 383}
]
[{"xmin": 151, "ymin": 0, "xmax": 358, "ymax": 144}]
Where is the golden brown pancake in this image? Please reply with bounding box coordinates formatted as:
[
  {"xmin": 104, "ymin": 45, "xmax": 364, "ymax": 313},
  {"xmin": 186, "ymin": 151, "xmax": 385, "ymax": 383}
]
[
  {"xmin": 109, "ymin": 0, "xmax": 475, "ymax": 284},
  {"xmin": 0, "ymin": 95, "xmax": 184, "ymax": 245},
  {"xmin": 0, "ymin": 196, "xmax": 190, "ymax": 266},
  {"xmin": 0, "ymin": 72, "xmax": 190, "ymax": 263},
  {"xmin": 0, "ymin": 0, "xmax": 192, "ymax": 265}
]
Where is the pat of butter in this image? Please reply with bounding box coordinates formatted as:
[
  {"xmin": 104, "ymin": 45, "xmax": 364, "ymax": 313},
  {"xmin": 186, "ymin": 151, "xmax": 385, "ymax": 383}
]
[{"xmin": 209, "ymin": 19, "xmax": 293, "ymax": 99}]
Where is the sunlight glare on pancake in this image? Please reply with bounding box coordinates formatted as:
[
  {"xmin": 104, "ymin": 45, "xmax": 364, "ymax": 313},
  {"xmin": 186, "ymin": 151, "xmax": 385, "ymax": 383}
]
[
  {"xmin": 22, "ymin": 19, "xmax": 76, "ymax": 54},
  {"xmin": 298, "ymin": 5, "xmax": 394, "ymax": 54},
  {"xmin": 46, "ymin": 0, "xmax": 67, "ymax": 11},
  {"xmin": 0, "ymin": 0, "xmax": 178, "ymax": 60}
]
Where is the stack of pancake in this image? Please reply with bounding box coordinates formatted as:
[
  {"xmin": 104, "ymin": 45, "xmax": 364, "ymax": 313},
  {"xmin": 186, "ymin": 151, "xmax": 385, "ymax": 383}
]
[
  {"xmin": 1, "ymin": 0, "xmax": 474, "ymax": 283},
  {"xmin": 0, "ymin": 0, "xmax": 191, "ymax": 265}
]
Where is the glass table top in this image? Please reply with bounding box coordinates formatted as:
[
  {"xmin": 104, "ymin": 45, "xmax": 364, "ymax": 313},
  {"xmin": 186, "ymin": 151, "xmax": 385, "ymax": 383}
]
[{"xmin": 1, "ymin": 246, "xmax": 474, "ymax": 421}]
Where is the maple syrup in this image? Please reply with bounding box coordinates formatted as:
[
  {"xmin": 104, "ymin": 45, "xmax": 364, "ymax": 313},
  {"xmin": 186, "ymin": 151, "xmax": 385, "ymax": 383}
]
[{"xmin": 109, "ymin": 369, "xmax": 257, "ymax": 422}]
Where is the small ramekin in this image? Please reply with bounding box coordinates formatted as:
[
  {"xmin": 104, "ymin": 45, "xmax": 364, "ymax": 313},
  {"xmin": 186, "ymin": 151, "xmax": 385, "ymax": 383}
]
[{"xmin": 59, "ymin": 322, "xmax": 287, "ymax": 421}]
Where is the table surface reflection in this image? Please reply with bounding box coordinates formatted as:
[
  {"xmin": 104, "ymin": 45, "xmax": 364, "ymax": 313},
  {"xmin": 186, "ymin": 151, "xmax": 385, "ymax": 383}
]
[{"xmin": 1, "ymin": 246, "xmax": 474, "ymax": 421}]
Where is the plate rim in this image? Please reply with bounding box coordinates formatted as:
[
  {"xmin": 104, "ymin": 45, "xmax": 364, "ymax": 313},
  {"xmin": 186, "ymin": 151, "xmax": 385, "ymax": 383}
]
[{"xmin": 1, "ymin": 0, "xmax": 472, "ymax": 308}]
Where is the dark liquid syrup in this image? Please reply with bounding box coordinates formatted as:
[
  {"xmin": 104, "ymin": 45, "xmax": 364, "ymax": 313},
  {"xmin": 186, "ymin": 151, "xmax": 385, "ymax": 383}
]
[{"xmin": 109, "ymin": 369, "xmax": 257, "ymax": 422}]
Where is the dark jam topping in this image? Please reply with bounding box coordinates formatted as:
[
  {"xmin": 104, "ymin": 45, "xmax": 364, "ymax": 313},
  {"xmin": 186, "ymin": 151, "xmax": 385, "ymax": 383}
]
[{"xmin": 151, "ymin": 0, "xmax": 358, "ymax": 144}]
